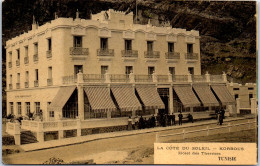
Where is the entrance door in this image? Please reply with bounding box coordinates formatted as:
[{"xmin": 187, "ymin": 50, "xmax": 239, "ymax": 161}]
[{"xmin": 74, "ymin": 65, "xmax": 83, "ymax": 75}]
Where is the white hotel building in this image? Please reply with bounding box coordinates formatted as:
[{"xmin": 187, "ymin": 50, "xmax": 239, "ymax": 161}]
[{"xmin": 5, "ymin": 9, "xmax": 240, "ymax": 144}]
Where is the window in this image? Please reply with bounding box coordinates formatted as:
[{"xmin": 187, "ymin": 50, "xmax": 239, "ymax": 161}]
[
  {"xmin": 17, "ymin": 73, "xmax": 20, "ymax": 83},
  {"xmin": 187, "ymin": 44, "xmax": 193, "ymax": 53},
  {"xmin": 148, "ymin": 66, "xmax": 155, "ymax": 75},
  {"xmin": 248, "ymin": 87, "xmax": 254, "ymax": 90},
  {"xmin": 48, "ymin": 102, "xmax": 51, "ymax": 105},
  {"xmin": 234, "ymin": 94, "xmax": 239, "ymax": 100},
  {"xmin": 73, "ymin": 36, "xmax": 82, "ymax": 47},
  {"xmin": 147, "ymin": 41, "xmax": 153, "ymax": 52},
  {"xmin": 249, "ymin": 94, "xmax": 253, "ymax": 105},
  {"xmin": 169, "ymin": 67, "xmax": 175, "ymax": 75},
  {"xmin": 25, "ymin": 71, "xmax": 29, "ymax": 82},
  {"xmin": 136, "ymin": 109, "xmax": 155, "ymax": 116},
  {"xmin": 48, "ymin": 66, "xmax": 52, "ymax": 79},
  {"xmin": 47, "ymin": 38, "xmax": 52, "ymax": 50},
  {"xmin": 34, "ymin": 43, "xmax": 38, "ymax": 54},
  {"xmin": 168, "ymin": 42, "xmax": 174, "ymax": 52},
  {"xmin": 74, "ymin": 65, "xmax": 83, "ymax": 75},
  {"xmin": 101, "ymin": 66, "xmax": 108, "ymax": 75},
  {"xmin": 188, "ymin": 67, "xmax": 194, "ymax": 75},
  {"xmin": 119, "ymin": 20, "xmax": 125, "ymax": 25},
  {"xmin": 233, "ymin": 88, "xmax": 240, "ymax": 91},
  {"xmin": 25, "ymin": 46, "xmax": 28, "ymax": 57},
  {"xmin": 10, "ymin": 74, "xmax": 12, "ymax": 83},
  {"xmin": 35, "ymin": 69, "xmax": 39, "ymax": 81},
  {"xmin": 9, "ymin": 52, "xmax": 12, "ymax": 62},
  {"xmin": 35, "ymin": 102, "xmax": 40, "ymax": 115},
  {"xmin": 49, "ymin": 111, "xmax": 54, "ymax": 118},
  {"xmin": 111, "ymin": 110, "xmax": 131, "ymax": 118},
  {"xmin": 125, "ymin": 40, "xmax": 132, "ymax": 50},
  {"xmin": 100, "ymin": 38, "xmax": 108, "ymax": 49},
  {"xmin": 10, "ymin": 102, "xmax": 14, "ymax": 114},
  {"xmin": 25, "ymin": 102, "xmax": 30, "ymax": 115},
  {"xmin": 17, "ymin": 102, "xmax": 21, "ymax": 115},
  {"xmin": 125, "ymin": 66, "xmax": 133, "ymax": 75},
  {"xmin": 17, "ymin": 49, "xmax": 20, "ymax": 60}
]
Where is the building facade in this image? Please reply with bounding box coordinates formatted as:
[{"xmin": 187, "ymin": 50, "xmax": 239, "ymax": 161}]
[{"xmin": 6, "ymin": 9, "xmax": 247, "ymax": 143}]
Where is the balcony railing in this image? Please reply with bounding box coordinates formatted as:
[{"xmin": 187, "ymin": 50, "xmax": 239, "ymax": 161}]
[
  {"xmin": 34, "ymin": 80, "xmax": 39, "ymax": 87},
  {"xmin": 24, "ymin": 82, "xmax": 29, "ymax": 88},
  {"xmin": 157, "ymin": 75, "xmax": 168, "ymax": 82},
  {"xmin": 210, "ymin": 75, "xmax": 223, "ymax": 82},
  {"xmin": 83, "ymin": 74, "xmax": 105, "ymax": 82},
  {"xmin": 97, "ymin": 49, "xmax": 114, "ymax": 56},
  {"xmin": 185, "ymin": 53, "xmax": 198, "ymax": 60},
  {"xmin": 33, "ymin": 54, "xmax": 38, "ymax": 62},
  {"xmin": 46, "ymin": 50, "xmax": 52, "ymax": 58},
  {"xmin": 135, "ymin": 75, "xmax": 153, "ymax": 82},
  {"xmin": 9, "ymin": 84, "xmax": 12, "ymax": 90},
  {"xmin": 24, "ymin": 57, "xmax": 29, "ymax": 64},
  {"xmin": 70, "ymin": 47, "xmax": 89, "ymax": 55},
  {"xmin": 62, "ymin": 75, "xmax": 77, "ymax": 84},
  {"xmin": 16, "ymin": 83, "xmax": 20, "ymax": 89},
  {"xmin": 165, "ymin": 52, "xmax": 180, "ymax": 59},
  {"xmin": 16, "ymin": 60, "xmax": 20, "ymax": 66},
  {"xmin": 121, "ymin": 50, "xmax": 138, "ymax": 57},
  {"xmin": 47, "ymin": 78, "xmax": 53, "ymax": 86},
  {"xmin": 173, "ymin": 75, "xmax": 189, "ymax": 82},
  {"xmin": 144, "ymin": 51, "xmax": 160, "ymax": 58},
  {"xmin": 110, "ymin": 74, "xmax": 130, "ymax": 83},
  {"xmin": 8, "ymin": 62, "xmax": 12, "ymax": 68},
  {"xmin": 192, "ymin": 75, "xmax": 206, "ymax": 82}
]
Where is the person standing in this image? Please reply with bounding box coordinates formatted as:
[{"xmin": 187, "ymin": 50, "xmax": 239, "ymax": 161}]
[
  {"xmin": 172, "ymin": 113, "xmax": 176, "ymax": 125},
  {"xmin": 178, "ymin": 112, "xmax": 183, "ymax": 125},
  {"xmin": 128, "ymin": 116, "xmax": 133, "ymax": 130},
  {"xmin": 139, "ymin": 116, "xmax": 145, "ymax": 129},
  {"xmin": 151, "ymin": 114, "xmax": 156, "ymax": 128},
  {"xmin": 219, "ymin": 111, "xmax": 223, "ymax": 125}
]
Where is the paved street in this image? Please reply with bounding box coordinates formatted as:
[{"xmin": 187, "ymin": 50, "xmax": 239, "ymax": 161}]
[{"xmin": 2, "ymin": 117, "xmax": 257, "ymax": 164}]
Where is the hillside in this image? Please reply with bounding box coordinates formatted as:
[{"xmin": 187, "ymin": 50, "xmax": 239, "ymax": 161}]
[{"xmin": 1, "ymin": 0, "xmax": 256, "ymax": 115}]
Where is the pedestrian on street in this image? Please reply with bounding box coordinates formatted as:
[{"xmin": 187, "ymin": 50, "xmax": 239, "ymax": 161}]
[
  {"xmin": 219, "ymin": 111, "xmax": 223, "ymax": 125},
  {"xmin": 128, "ymin": 116, "xmax": 133, "ymax": 130},
  {"xmin": 151, "ymin": 114, "xmax": 156, "ymax": 128},
  {"xmin": 217, "ymin": 111, "xmax": 220, "ymax": 125},
  {"xmin": 178, "ymin": 112, "xmax": 183, "ymax": 126},
  {"xmin": 172, "ymin": 113, "xmax": 176, "ymax": 125}
]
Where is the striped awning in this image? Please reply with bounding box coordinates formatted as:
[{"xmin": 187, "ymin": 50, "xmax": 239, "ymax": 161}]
[
  {"xmin": 48, "ymin": 86, "xmax": 76, "ymax": 111},
  {"xmin": 111, "ymin": 86, "xmax": 142, "ymax": 111},
  {"xmin": 211, "ymin": 85, "xmax": 235, "ymax": 105},
  {"xmin": 173, "ymin": 85, "xmax": 201, "ymax": 107},
  {"xmin": 193, "ymin": 85, "xmax": 219, "ymax": 107},
  {"xmin": 136, "ymin": 86, "xmax": 165, "ymax": 109},
  {"xmin": 84, "ymin": 87, "xmax": 117, "ymax": 112}
]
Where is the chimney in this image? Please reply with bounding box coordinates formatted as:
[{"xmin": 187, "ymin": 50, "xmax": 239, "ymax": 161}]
[{"xmin": 32, "ymin": 15, "xmax": 37, "ymax": 30}]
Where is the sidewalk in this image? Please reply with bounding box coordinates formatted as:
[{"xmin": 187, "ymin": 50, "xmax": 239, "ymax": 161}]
[{"xmin": 20, "ymin": 115, "xmax": 256, "ymax": 152}]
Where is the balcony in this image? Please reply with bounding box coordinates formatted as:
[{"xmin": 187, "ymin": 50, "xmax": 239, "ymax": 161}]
[
  {"xmin": 185, "ymin": 53, "xmax": 198, "ymax": 62},
  {"xmin": 34, "ymin": 80, "xmax": 39, "ymax": 87},
  {"xmin": 165, "ymin": 52, "xmax": 180, "ymax": 63},
  {"xmin": 24, "ymin": 82, "xmax": 29, "ymax": 88},
  {"xmin": 83, "ymin": 74, "xmax": 105, "ymax": 83},
  {"xmin": 46, "ymin": 50, "xmax": 52, "ymax": 59},
  {"xmin": 9, "ymin": 84, "xmax": 12, "ymax": 90},
  {"xmin": 16, "ymin": 83, "xmax": 20, "ymax": 89},
  {"xmin": 121, "ymin": 50, "xmax": 138, "ymax": 62},
  {"xmin": 33, "ymin": 54, "xmax": 38, "ymax": 62},
  {"xmin": 16, "ymin": 60, "xmax": 20, "ymax": 66},
  {"xmin": 144, "ymin": 51, "xmax": 160, "ymax": 58},
  {"xmin": 97, "ymin": 49, "xmax": 114, "ymax": 61},
  {"xmin": 24, "ymin": 57, "xmax": 29, "ymax": 64},
  {"xmin": 8, "ymin": 62, "xmax": 12, "ymax": 68},
  {"xmin": 110, "ymin": 74, "xmax": 130, "ymax": 83},
  {"xmin": 47, "ymin": 78, "xmax": 53, "ymax": 86},
  {"xmin": 70, "ymin": 47, "xmax": 89, "ymax": 56}
]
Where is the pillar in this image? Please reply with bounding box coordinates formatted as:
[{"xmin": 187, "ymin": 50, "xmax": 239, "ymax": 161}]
[
  {"xmin": 76, "ymin": 118, "xmax": 81, "ymax": 137},
  {"xmin": 251, "ymin": 98, "xmax": 257, "ymax": 114},
  {"xmin": 107, "ymin": 110, "xmax": 111, "ymax": 118},
  {"xmin": 222, "ymin": 71, "xmax": 227, "ymax": 82},
  {"xmin": 129, "ymin": 72, "xmax": 135, "ymax": 83},
  {"xmin": 77, "ymin": 70, "xmax": 83, "ymax": 83},
  {"xmin": 169, "ymin": 87, "xmax": 174, "ymax": 114},
  {"xmin": 168, "ymin": 72, "xmax": 172, "ymax": 82},
  {"xmin": 77, "ymin": 85, "xmax": 84, "ymax": 121},
  {"xmin": 190, "ymin": 107, "xmax": 194, "ymax": 113},
  {"xmin": 14, "ymin": 123, "xmax": 21, "ymax": 145},
  {"xmin": 37, "ymin": 122, "xmax": 44, "ymax": 142},
  {"xmin": 58, "ymin": 120, "xmax": 63, "ymax": 139},
  {"xmin": 236, "ymin": 98, "xmax": 241, "ymax": 114},
  {"xmin": 205, "ymin": 71, "xmax": 210, "ymax": 82},
  {"xmin": 105, "ymin": 72, "xmax": 111, "ymax": 83},
  {"xmin": 152, "ymin": 71, "xmax": 157, "ymax": 83},
  {"xmin": 187, "ymin": 73, "xmax": 192, "ymax": 83}
]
